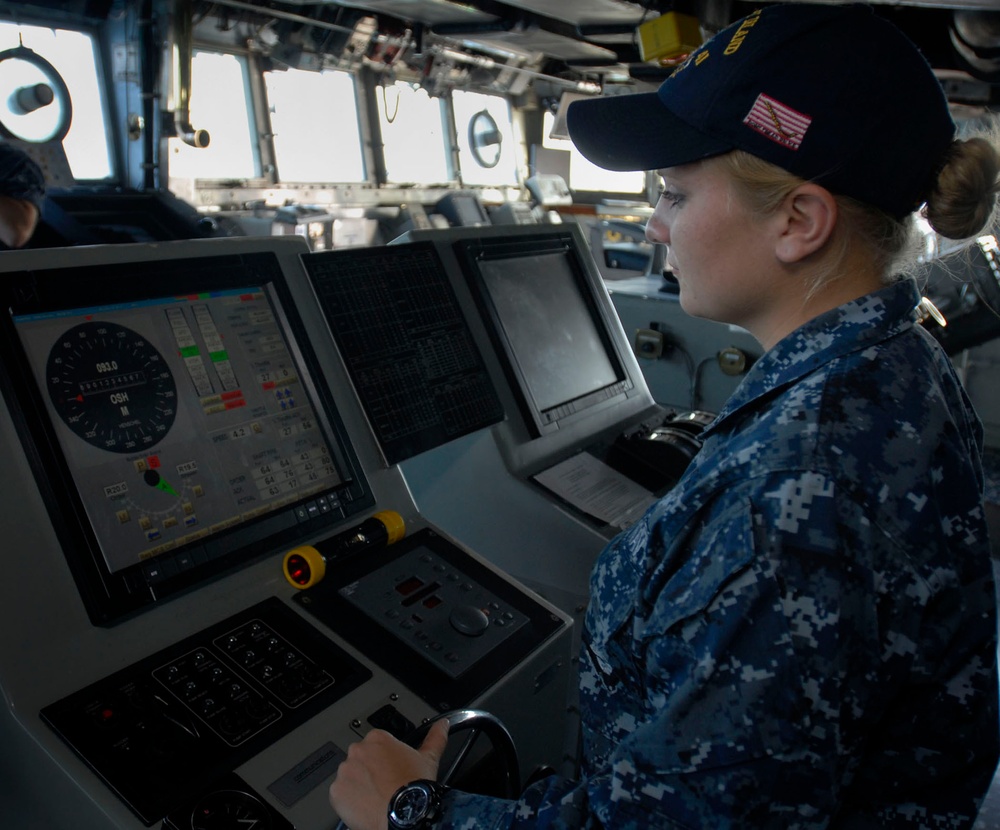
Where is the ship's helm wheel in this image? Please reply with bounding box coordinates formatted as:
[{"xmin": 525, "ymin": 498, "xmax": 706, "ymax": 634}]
[
  {"xmin": 411, "ymin": 709, "xmax": 521, "ymax": 797},
  {"xmin": 0, "ymin": 44, "xmax": 72, "ymax": 143},
  {"xmin": 334, "ymin": 709, "xmax": 520, "ymax": 830}
]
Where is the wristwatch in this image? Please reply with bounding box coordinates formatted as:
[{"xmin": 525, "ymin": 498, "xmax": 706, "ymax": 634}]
[{"xmin": 387, "ymin": 779, "xmax": 446, "ymax": 829}]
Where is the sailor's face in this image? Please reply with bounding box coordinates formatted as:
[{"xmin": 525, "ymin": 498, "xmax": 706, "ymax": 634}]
[{"xmin": 646, "ymin": 159, "xmax": 775, "ymax": 331}]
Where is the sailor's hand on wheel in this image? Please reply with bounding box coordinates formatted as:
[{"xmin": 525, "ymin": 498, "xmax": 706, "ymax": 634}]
[{"xmin": 329, "ymin": 718, "xmax": 450, "ymax": 830}]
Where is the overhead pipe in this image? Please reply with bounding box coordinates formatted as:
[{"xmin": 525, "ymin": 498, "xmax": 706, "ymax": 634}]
[
  {"xmin": 170, "ymin": 0, "xmax": 210, "ymax": 148},
  {"xmin": 209, "ymin": 0, "xmax": 360, "ymax": 37},
  {"xmin": 433, "ymin": 46, "xmax": 601, "ymax": 94}
]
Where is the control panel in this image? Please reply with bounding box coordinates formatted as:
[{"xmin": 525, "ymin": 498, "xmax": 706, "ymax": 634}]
[
  {"xmin": 151, "ymin": 616, "xmax": 337, "ymax": 745},
  {"xmin": 295, "ymin": 528, "xmax": 564, "ymax": 712},
  {"xmin": 339, "ymin": 542, "xmax": 530, "ymax": 679},
  {"xmin": 41, "ymin": 599, "xmax": 371, "ymax": 825}
]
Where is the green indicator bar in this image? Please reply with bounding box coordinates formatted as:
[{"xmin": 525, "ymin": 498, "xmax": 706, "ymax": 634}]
[
  {"xmin": 210, "ymin": 350, "xmax": 230, "ymax": 363},
  {"xmin": 179, "ymin": 345, "xmax": 200, "ymax": 358}
]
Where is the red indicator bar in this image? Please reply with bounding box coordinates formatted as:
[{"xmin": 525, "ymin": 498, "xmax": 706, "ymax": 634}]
[
  {"xmin": 395, "ymin": 576, "xmax": 424, "ymax": 597},
  {"xmin": 401, "ymin": 581, "xmax": 441, "ymax": 608}
]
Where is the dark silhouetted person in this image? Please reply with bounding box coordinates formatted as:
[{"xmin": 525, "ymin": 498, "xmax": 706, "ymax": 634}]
[{"xmin": 0, "ymin": 141, "xmax": 45, "ymax": 248}]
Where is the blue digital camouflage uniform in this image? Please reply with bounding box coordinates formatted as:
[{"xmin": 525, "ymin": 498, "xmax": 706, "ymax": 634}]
[{"xmin": 437, "ymin": 278, "xmax": 1000, "ymax": 828}]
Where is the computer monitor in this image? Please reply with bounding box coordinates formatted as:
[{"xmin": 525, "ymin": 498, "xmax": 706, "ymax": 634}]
[
  {"xmin": 301, "ymin": 242, "xmax": 505, "ymax": 465},
  {"xmin": 433, "ymin": 192, "xmax": 491, "ymax": 227},
  {"xmin": 398, "ymin": 224, "xmax": 659, "ymax": 477},
  {"xmin": 458, "ymin": 232, "xmax": 631, "ymax": 433},
  {"xmin": 0, "ymin": 239, "xmax": 373, "ymax": 624}
]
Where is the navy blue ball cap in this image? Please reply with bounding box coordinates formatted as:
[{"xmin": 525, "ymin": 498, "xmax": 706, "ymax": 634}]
[{"xmin": 567, "ymin": 3, "xmax": 955, "ymax": 220}]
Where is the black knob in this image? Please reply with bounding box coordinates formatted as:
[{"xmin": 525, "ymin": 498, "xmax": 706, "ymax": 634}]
[{"xmin": 449, "ymin": 605, "xmax": 489, "ymax": 637}]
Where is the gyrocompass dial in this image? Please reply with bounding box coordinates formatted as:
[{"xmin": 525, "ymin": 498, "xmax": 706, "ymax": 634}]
[{"xmin": 46, "ymin": 321, "xmax": 177, "ymax": 453}]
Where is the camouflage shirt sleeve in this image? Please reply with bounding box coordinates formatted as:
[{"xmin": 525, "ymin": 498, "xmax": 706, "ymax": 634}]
[{"xmin": 435, "ymin": 279, "xmax": 999, "ymax": 829}]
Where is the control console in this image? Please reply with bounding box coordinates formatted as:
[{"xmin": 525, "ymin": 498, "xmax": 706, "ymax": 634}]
[
  {"xmin": 294, "ymin": 528, "xmax": 564, "ymax": 712},
  {"xmin": 339, "ymin": 541, "xmax": 531, "ymax": 679},
  {"xmin": 41, "ymin": 598, "xmax": 371, "ymax": 825}
]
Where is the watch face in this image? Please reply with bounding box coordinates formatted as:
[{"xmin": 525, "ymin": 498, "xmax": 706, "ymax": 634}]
[{"xmin": 390, "ymin": 783, "xmax": 433, "ymax": 829}]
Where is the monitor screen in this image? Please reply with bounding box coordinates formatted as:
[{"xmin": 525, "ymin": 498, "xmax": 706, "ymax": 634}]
[
  {"xmin": 434, "ymin": 193, "xmax": 491, "ymax": 228},
  {"xmin": 454, "ymin": 229, "xmax": 634, "ymax": 439},
  {"xmin": 1, "ymin": 246, "xmax": 372, "ymax": 624},
  {"xmin": 303, "ymin": 243, "xmax": 504, "ymax": 465}
]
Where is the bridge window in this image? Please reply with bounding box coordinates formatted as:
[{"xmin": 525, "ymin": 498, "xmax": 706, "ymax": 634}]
[
  {"xmin": 542, "ymin": 111, "xmax": 644, "ymax": 195},
  {"xmin": 453, "ymin": 90, "xmax": 519, "ymax": 187},
  {"xmin": 169, "ymin": 51, "xmax": 260, "ymax": 180},
  {"xmin": 379, "ymin": 81, "xmax": 450, "ymax": 185},
  {"xmin": 0, "ymin": 22, "xmax": 112, "ymax": 181},
  {"xmin": 264, "ymin": 67, "xmax": 365, "ymax": 183}
]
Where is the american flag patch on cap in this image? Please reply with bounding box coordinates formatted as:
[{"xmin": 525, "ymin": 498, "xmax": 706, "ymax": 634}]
[{"xmin": 743, "ymin": 93, "xmax": 811, "ymax": 150}]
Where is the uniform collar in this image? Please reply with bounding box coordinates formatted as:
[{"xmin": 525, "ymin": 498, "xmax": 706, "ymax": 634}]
[{"xmin": 703, "ymin": 279, "xmax": 922, "ymax": 437}]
